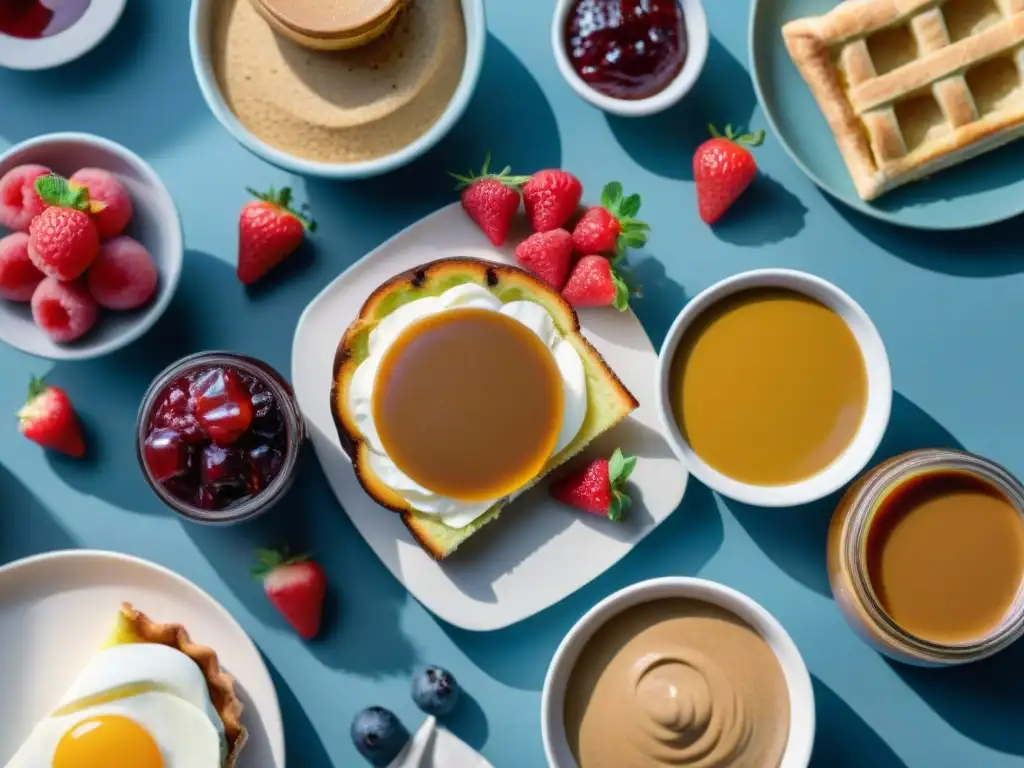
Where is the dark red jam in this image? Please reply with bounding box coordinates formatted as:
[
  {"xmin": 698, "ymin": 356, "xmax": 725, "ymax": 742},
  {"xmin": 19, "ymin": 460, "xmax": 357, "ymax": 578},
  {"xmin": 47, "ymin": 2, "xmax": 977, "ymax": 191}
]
[
  {"xmin": 564, "ymin": 0, "xmax": 688, "ymax": 101},
  {"xmin": 143, "ymin": 365, "xmax": 287, "ymax": 512},
  {"xmin": 0, "ymin": 0, "xmax": 91, "ymax": 39}
]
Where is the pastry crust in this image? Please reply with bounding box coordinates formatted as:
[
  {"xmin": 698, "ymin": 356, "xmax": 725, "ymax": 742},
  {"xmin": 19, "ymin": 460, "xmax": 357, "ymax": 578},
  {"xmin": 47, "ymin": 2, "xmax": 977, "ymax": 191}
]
[
  {"xmin": 783, "ymin": 0, "xmax": 1024, "ymax": 200},
  {"xmin": 118, "ymin": 604, "xmax": 247, "ymax": 767}
]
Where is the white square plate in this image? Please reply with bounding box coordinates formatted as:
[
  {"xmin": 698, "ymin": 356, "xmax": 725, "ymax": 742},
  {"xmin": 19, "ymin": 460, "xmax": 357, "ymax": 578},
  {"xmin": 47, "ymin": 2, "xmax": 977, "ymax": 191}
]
[
  {"xmin": 291, "ymin": 203, "xmax": 688, "ymax": 631},
  {"xmin": 0, "ymin": 550, "xmax": 285, "ymax": 766}
]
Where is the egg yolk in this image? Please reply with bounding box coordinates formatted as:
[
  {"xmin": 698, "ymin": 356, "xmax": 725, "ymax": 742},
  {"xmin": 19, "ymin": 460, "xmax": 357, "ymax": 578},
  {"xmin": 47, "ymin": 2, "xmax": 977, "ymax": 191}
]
[{"xmin": 53, "ymin": 715, "xmax": 163, "ymax": 767}]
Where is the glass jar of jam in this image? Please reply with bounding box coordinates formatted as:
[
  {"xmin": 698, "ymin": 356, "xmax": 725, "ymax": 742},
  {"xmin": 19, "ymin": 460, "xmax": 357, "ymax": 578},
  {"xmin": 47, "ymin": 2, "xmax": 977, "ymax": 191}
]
[
  {"xmin": 828, "ymin": 449, "xmax": 1024, "ymax": 665},
  {"xmin": 136, "ymin": 352, "xmax": 305, "ymax": 524}
]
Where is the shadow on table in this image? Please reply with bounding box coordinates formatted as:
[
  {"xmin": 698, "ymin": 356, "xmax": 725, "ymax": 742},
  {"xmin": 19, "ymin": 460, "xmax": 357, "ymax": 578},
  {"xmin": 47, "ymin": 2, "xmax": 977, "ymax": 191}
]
[
  {"xmin": 725, "ymin": 391, "xmax": 962, "ymax": 597},
  {"xmin": 440, "ymin": 480, "xmax": 723, "ymax": 691},
  {"xmin": 447, "ymin": 688, "xmax": 490, "ymax": 752},
  {"xmin": 710, "ymin": 174, "xmax": 808, "ymax": 246},
  {"xmin": 0, "ymin": 0, "xmax": 206, "ymax": 154},
  {"xmin": 262, "ymin": 653, "xmax": 334, "ymax": 767},
  {"xmin": 811, "ymin": 676, "xmax": 908, "ymax": 767},
  {"xmin": 886, "ymin": 640, "xmax": 1024, "ymax": 757},
  {"xmin": 627, "ymin": 256, "xmax": 688, "ymax": 350},
  {"xmin": 303, "ymin": 33, "xmax": 561, "ymax": 240},
  {"xmin": 185, "ymin": 458, "xmax": 419, "ymax": 680},
  {"xmin": 827, "ymin": 198, "xmax": 1024, "ymax": 278},
  {"xmin": 0, "ymin": 465, "xmax": 78, "ymax": 564},
  {"xmin": 605, "ymin": 37, "xmax": 757, "ymax": 182}
]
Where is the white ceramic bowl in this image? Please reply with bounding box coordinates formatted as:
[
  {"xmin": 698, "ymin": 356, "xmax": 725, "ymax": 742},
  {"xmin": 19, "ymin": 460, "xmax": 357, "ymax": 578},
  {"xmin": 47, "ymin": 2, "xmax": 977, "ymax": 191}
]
[
  {"xmin": 655, "ymin": 269, "xmax": 892, "ymax": 507},
  {"xmin": 0, "ymin": 0, "xmax": 126, "ymax": 71},
  {"xmin": 542, "ymin": 576, "xmax": 816, "ymax": 768},
  {"xmin": 188, "ymin": 0, "xmax": 486, "ymax": 179},
  {"xmin": 0, "ymin": 133, "xmax": 183, "ymax": 361},
  {"xmin": 551, "ymin": 0, "xmax": 709, "ymax": 118}
]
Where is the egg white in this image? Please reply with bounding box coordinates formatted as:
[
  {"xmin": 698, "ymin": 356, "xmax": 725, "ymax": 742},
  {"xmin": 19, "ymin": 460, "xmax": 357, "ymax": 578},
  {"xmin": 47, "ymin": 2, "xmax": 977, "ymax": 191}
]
[
  {"xmin": 5, "ymin": 691, "xmax": 222, "ymax": 767},
  {"xmin": 5, "ymin": 644, "xmax": 227, "ymax": 768},
  {"xmin": 349, "ymin": 284, "xmax": 588, "ymax": 528}
]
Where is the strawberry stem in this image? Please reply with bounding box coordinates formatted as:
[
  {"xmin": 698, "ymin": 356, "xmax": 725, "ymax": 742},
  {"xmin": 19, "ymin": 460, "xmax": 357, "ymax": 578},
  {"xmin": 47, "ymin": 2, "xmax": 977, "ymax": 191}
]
[
  {"xmin": 448, "ymin": 153, "xmax": 530, "ymax": 191},
  {"xmin": 25, "ymin": 375, "xmax": 46, "ymax": 404},
  {"xmin": 707, "ymin": 124, "xmax": 765, "ymax": 149},
  {"xmin": 35, "ymin": 174, "xmax": 92, "ymax": 211},
  {"xmin": 250, "ymin": 546, "xmax": 310, "ymax": 580},
  {"xmin": 246, "ymin": 186, "xmax": 317, "ymax": 232}
]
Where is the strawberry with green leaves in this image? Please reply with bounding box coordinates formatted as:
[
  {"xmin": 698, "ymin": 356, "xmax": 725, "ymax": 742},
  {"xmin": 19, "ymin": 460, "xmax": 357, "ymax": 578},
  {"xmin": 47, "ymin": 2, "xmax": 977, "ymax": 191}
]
[
  {"xmin": 253, "ymin": 548, "xmax": 327, "ymax": 640},
  {"xmin": 17, "ymin": 376, "xmax": 86, "ymax": 458},
  {"xmin": 571, "ymin": 182, "xmax": 649, "ymax": 257},
  {"xmin": 237, "ymin": 187, "xmax": 316, "ymax": 285},
  {"xmin": 550, "ymin": 448, "xmax": 637, "ymax": 521},
  {"xmin": 450, "ymin": 155, "xmax": 529, "ymax": 246},
  {"xmin": 561, "ymin": 254, "xmax": 629, "ymax": 311},
  {"xmin": 693, "ymin": 124, "xmax": 764, "ymax": 224},
  {"xmin": 28, "ymin": 174, "xmax": 104, "ymax": 281}
]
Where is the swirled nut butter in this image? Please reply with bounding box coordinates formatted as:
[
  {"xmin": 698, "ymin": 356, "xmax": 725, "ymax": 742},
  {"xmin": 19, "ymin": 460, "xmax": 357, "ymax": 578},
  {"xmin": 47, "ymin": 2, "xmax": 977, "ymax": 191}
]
[{"xmin": 564, "ymin": 598, "xmax": 790, "ymax": 768}]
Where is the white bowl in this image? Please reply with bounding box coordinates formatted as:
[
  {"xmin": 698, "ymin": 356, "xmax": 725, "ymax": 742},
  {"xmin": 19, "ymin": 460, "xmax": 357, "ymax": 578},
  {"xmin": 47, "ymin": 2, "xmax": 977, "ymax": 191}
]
[
  {"xmin": 0, "ymin": 0, "xmax": 126, "ymax": 71},
  {"xmin": 188, "ymin": 0, "xmax": 486, "ymax": 179},
  {"xmin": 655, "ymin": 269, "xmax": 892, "ymax": 507},
  {"xmin": 551, "ymin": 0, "xmax": 709, "ymax": 118},
  {"xmin": 0, "ymin": 133, "xmax": 183, "ymax": 361},
  {"xmin": 542, "ymin": 576, "xmax": 816, "ymax": 768}
]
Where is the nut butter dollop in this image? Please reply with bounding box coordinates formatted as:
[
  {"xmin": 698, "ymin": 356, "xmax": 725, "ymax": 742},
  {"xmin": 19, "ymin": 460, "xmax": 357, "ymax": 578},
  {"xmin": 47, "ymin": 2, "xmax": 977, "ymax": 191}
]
[{"xmin": 565, "ymin": 599, "xmax": 789, "ymax": 768}]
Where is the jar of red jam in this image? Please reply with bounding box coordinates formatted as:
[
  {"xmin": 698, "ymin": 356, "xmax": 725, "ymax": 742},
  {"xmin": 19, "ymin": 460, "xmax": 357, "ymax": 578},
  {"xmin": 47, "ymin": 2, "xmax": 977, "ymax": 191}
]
[{"xmin": 136, "ymin": 352, "xmax": 304, "ymax": 524}]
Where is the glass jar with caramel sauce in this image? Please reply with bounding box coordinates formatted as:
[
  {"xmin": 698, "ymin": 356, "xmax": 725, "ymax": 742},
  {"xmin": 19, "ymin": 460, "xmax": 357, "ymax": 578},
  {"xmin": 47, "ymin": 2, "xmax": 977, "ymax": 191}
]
[{"xmin": 828, "ymin": 449, "xmax": 1024, "ymax": 666}]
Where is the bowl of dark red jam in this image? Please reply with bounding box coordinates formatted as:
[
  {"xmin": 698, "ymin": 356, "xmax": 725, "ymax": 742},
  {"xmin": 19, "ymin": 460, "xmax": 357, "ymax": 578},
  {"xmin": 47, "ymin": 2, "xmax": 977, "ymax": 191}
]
[
  {"xmin": 552, "ymin": 0, "xmax": 708, "ymax": 117},
  {"xmin": 136, "ymin": 352, "xmax": 304, "ymax": 525}
]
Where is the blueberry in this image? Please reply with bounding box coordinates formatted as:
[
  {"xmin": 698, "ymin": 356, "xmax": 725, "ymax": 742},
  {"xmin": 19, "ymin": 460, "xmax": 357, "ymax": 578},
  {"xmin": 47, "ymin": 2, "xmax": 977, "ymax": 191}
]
[
  {"xmin": 411, "ymin": 665, "xmax": 460, "ymax": 717},
  {"xmin": 350, "ymin": 707, "xmax": 410, "ymax": 766}
]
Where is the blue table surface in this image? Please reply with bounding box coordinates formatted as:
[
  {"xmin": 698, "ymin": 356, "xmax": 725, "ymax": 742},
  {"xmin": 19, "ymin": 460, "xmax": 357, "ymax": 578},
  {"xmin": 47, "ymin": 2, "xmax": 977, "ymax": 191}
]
[{"xmin": 2, "ymin": 1, "xmax": 1023, "ymax": 766}]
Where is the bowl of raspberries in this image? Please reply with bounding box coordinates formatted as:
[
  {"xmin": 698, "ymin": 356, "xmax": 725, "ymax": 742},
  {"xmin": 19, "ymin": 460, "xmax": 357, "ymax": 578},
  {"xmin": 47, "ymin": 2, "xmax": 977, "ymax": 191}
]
[{"xmin": 0, "ymin": 132, "xmax": 183, "ymax": 360}]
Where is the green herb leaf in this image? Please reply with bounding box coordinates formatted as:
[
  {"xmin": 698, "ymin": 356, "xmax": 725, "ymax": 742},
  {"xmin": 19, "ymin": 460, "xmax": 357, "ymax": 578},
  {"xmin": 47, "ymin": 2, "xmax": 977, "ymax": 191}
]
[{"xmin": 35, "ymin": 174, "xmax": 89, "ymax": 210}]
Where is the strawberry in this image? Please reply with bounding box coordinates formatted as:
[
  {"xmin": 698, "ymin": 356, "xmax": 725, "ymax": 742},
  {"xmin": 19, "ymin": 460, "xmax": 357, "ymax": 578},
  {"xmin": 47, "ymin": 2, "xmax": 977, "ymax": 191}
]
[
  {"xmin": 550, "ymin": 448, "xmax": 637, "ymax": 521},
  {"xmin": 252, "ymin": 548, "xmax": 327, "ymax": 639},
  {"xmin": 514, "ymin": 228, "xmax": 574, "ymax": 290},
  {"xmin": 522, "ymin": 169, "xmax": 583, "ymax": 233},
  {"xmin": 17, "ymin": 376, "xmax": 86, "ymax": 458},
  {"xmin": 450, "ymin": 155, "xmax": 528, "ymax": 246},
  {"xmin": 693, "ymin": 124, "xmax": 765, "ymax": 225},
  {"xmin": 571, "ymin": 182, "xmax": 649, "ymax": 256},
  {"xmin": 237, "ymin": 186, "xmax": 316, "ymax": 285},
  {"xmin": 562, "ymin": 255, "xmax": 629, "ymax": 311},
  {"xmin": 28, "ymin": 174, "xmax": 104, "ymax": 281}
]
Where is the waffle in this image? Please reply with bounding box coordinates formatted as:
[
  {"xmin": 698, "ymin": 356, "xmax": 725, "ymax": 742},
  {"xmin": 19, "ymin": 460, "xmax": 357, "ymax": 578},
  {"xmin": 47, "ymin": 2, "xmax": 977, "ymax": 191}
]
[{"xmin": 783, "ymin": 0, "xmax": 1024, "ymax": 200}]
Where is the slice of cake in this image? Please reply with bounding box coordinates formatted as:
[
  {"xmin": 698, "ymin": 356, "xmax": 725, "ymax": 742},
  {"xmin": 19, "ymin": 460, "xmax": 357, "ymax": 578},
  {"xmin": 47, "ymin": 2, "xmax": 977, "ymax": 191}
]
[{"xmin": 331, "ymin": 257, "xmax": 638, "ymax": 560}]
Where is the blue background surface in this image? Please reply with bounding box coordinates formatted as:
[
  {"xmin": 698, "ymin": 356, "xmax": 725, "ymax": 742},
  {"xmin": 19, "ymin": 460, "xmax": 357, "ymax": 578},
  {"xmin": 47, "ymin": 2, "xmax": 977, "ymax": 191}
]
[{"xmin": 1, "ymin": 1, "xmax": 1023, "ymax": 765}]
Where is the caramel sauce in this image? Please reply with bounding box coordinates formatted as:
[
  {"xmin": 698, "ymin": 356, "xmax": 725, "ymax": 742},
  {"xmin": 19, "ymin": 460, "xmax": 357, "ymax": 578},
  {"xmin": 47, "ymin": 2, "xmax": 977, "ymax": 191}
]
[
  {"xmin": 866, "ymin": 470, "xmax": 1024, "ymax": 644},
  {"xmin": 372, "ymin": 308, "xmax": 564, "ymax": 501},
  {"xmin": 669, "ymin": 288, "xmax": 867, "ymax": 486}
]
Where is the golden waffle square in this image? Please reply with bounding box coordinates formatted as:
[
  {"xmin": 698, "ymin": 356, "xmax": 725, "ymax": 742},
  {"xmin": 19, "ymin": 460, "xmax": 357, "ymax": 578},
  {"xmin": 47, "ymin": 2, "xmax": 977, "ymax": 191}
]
[{"xmin": 783, "ymin": 0, "xmax": 1024, "ymax": 200}]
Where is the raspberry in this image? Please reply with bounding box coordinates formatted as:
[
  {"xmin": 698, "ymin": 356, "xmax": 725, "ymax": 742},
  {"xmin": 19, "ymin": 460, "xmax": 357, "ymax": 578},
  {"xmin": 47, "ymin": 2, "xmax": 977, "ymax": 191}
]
[
  {"xmin": 28, "ymin": 206, "xmax": 99, "ymax": 281},
  {"xmin": 87, "ymin": 235, "xmax": 158, "ymax": 310},
  {"xmin": 0, "ymin": 164, "xmax": 51, "ymax": 232},
  {"xmin": 31, "ymin": 277, "xmax": 99, "ymax": 343},
  {"xmin": 0, "ymin": 232, "xmax": 44, "ymax": 302},
  {"xmin": 69, "ymin": 168, "xmax": 134, "ymax": 239}
]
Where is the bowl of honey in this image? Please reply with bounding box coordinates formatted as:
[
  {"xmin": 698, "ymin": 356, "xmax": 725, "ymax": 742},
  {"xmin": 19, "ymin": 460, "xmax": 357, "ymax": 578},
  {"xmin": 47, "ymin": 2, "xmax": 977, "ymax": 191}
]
[{"xmin": 655, "ymin": 269, "xmax": 892, "ymax": 507}]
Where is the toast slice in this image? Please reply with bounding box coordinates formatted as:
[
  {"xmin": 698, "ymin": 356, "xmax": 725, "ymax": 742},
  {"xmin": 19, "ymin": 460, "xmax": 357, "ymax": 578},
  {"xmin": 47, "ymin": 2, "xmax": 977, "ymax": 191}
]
[{"xmin": 331, "ymin": 258, "xmax": 638, "ymax": 560}]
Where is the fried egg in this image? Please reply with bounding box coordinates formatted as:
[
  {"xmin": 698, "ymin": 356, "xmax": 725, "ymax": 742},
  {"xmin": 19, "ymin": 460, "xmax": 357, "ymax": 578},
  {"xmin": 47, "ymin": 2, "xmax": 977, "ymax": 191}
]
[
  {"xmin": 349, "ymin": 283, "xmax": 588, "ymax": 527},
  {"xmin": 5, "ymin": 644, "xmax": 224, "ymax": 767}
]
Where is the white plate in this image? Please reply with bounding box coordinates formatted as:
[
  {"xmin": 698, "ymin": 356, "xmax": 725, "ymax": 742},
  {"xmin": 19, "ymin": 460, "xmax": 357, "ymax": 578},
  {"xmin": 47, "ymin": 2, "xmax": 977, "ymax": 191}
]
[
  {"xmin": 291, "ymin": 203, "xmax": 689, "ymax": 631},
  {"xmin": 0, "ymin": 550, "xmax": 285, "ymax": 766}
]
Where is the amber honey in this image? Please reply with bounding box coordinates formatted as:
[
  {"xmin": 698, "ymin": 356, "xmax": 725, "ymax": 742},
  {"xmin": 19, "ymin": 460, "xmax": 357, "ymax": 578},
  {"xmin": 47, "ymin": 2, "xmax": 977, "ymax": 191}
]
[
  {"xmin": 372, "ymin": 308, "xmax": 564, "ymax": 501},
  {"xmin": 866, "ymin": 469, "xmax": 1024, "ymax": 644}
]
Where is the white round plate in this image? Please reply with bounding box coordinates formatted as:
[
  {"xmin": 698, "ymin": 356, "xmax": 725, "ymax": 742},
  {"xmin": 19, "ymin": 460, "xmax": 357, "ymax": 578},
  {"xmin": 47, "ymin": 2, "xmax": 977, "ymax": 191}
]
[
  {"xmin": 0, "ymin": 550, "xmax": 285, "ymax": 766},
  {"xmin": 0, "ymin": 0, "xmax": 127, "ymax": 71},
  {"xmin": 291, "ymin": 203, "xmax": 689, "ymax": 631}
]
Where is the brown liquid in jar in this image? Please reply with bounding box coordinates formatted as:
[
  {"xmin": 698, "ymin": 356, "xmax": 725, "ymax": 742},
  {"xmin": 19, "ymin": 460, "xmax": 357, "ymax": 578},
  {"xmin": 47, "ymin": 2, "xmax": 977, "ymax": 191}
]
[
  {"xmin": 372, "ymin": 308, "xmax": 564, "ymax": 502},
  {"xmin": 866, "ymin": 469, "xmax": 1024, "ymax": 644}
]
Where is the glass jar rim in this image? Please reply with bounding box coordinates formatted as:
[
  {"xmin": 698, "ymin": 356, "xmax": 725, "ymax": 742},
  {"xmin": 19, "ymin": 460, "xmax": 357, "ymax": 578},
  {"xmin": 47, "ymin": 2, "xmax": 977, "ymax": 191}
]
[
  {"xmin": 135, "ymin": 351, "xmax": 304, "ymax": 524},
  {"xmin": 843, "ymin": 448, "xmax": 1024, "ymax": 662}
]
